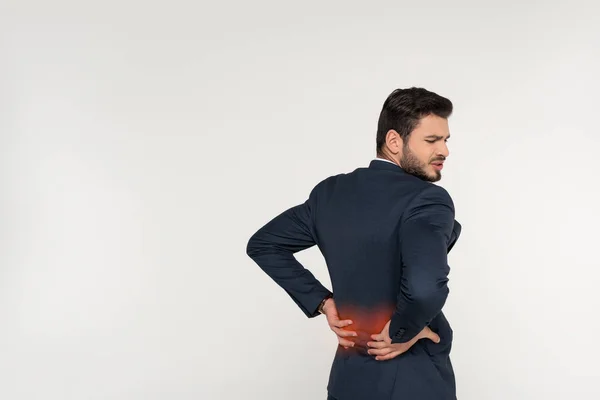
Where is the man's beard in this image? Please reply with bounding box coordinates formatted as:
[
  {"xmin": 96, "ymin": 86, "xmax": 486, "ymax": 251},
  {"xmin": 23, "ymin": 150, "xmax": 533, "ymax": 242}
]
[{"xmin": 400, "ymin": 145, "xmax": 441, "ymax": 182}]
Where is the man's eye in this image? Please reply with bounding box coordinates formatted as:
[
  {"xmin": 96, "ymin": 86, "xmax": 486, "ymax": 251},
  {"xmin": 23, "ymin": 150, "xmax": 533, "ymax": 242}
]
[{"xmin": 426, "ymin": 140, "xmax": 436, "ymax": 143}]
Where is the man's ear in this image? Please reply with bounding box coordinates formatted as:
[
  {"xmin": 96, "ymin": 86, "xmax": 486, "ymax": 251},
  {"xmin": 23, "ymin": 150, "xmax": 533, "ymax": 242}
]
[{"xmin": 385, "ymin": 130, "xmax": 403, "ymax": 155}]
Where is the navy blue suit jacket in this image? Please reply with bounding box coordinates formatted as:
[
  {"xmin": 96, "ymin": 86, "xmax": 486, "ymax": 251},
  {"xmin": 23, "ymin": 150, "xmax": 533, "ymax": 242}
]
[{"xmin": 247, "ymin": 159, "xmax": 462, "ymax": 400}]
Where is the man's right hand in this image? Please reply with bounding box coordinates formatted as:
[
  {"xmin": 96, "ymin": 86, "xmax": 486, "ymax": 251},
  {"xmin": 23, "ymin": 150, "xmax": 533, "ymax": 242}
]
[
  {"xmin": 367, "ymin": 320, "xmax": 440, "ymax": 361},
  {"xmin": 322, "ymin": 298, "xmax": 358, "ymax": 348}
]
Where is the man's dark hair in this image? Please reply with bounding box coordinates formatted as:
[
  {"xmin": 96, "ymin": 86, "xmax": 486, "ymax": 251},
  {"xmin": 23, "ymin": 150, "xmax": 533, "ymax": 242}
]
[{"xmin": 376, "ymin": 87, "xmax": 453, "ymax": 155}]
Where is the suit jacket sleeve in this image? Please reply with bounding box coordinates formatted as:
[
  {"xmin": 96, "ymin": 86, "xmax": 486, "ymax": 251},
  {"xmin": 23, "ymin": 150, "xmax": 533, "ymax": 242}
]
[
  {"xmin": 388, "ymin": 184, "xmax": 456, "ymax": 344},
  {"xmin": 246, "ymin": 184, "xmax": 332, "ymax": 318}
]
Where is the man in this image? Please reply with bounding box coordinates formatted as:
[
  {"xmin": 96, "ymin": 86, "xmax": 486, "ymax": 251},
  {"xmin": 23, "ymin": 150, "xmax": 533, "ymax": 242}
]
[{"xmin": 246, "ymin": 87, "xmax": 462, "ymax": 400}]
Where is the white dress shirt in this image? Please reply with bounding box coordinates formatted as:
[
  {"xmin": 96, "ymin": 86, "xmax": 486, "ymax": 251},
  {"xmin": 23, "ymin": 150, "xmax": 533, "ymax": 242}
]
[{"xmin": 373, "ymin": 157, "xmax": 398, "ymax": 166}]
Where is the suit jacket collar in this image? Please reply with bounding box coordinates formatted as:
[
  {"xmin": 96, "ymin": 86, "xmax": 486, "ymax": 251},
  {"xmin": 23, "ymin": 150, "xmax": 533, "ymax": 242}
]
[{"xmin": 369, "ymin": 159, "xmax": 406, "ymax": 173}]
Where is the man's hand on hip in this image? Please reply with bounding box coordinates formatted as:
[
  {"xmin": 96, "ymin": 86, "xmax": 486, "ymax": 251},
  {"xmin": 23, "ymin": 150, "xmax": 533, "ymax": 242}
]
[
  {"xmin": 367, "ymin": 320, "xmax": 440, "ymax": 361},
  {"xmin": 322, "ymin": 298, "xmax": 357, "ymax": 348}
]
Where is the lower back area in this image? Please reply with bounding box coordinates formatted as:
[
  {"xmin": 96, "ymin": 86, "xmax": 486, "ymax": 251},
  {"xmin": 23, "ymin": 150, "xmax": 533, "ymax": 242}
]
[{"xmin": 334, "ymin": 301, "xmax": 396, "ymax": 354}]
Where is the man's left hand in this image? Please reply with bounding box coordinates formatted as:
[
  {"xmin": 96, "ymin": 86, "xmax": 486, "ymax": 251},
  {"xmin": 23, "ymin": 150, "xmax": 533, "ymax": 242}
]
[{"xmin": 367, "ymin": 320, "xmax": 440, "ymax": 361}]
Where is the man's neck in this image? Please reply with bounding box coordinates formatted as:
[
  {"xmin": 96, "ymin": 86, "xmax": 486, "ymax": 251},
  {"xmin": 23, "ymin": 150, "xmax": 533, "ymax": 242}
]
[{"xmin": 375, "ymin": 156, "xmax": 399, "ymax": 166}]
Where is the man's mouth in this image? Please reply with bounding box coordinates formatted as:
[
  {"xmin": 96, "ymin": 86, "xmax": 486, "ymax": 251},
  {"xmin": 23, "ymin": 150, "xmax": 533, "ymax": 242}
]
[{"xmin": 431, "ymin": 162, "xmax": 444, "ymax": 171}]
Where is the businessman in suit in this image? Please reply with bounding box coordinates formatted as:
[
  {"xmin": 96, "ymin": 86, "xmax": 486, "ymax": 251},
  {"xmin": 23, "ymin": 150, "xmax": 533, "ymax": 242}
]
[{"xmin": 246, "ymin": 87, "xmax": 462, "ymax": 399}]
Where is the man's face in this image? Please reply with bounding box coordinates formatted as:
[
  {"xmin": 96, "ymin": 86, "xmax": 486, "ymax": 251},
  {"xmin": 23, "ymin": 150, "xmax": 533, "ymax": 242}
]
[{"xmin": 399, "ymin": 115, "xmax": 450, "ymax": 182}]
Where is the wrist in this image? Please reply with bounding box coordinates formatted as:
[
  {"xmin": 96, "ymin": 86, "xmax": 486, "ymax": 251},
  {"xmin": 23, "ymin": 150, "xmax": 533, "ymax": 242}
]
[
  {"xmin": 321, "ymin": 298, "xmax": 334, "ymax": 314},
  {"xmin": 318, "ymin": 294, "xmax": 333, "ymax": 314}
]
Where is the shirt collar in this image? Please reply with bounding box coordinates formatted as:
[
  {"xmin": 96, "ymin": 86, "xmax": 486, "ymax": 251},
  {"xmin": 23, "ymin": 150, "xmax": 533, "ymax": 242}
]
[
  {"xmin": 369, "ymin": 157, "xmax": 406, "ymax": 173},
  {"xmin": 373, "ymin": 157, "xmax": 397, "ymax": 165}
]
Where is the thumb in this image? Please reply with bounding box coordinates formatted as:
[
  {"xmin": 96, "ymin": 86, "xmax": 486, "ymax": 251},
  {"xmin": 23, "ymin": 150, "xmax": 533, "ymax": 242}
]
[{"xmin": 426, "ymin": 331, "xmax": 441, "ymax": 343}]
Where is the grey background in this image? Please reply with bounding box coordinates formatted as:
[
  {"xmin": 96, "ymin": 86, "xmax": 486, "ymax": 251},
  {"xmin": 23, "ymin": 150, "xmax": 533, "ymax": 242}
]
[{"xmin": 1, "ymin": 1, "xmax": 599, "ymax": 399}]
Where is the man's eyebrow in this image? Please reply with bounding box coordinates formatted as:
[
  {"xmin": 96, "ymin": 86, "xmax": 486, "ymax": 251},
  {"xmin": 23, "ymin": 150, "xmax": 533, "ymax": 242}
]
[{"xmin": 425, "ymin": 134, "xmax": 451, "ymax": 139}]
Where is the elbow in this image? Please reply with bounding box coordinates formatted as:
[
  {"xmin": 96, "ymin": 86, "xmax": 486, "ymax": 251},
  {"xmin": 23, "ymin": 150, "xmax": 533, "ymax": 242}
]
[
  {"xmin": 408, "ymin": 285, "xmax": 449, "ymax": 314},
  {"xmin": 246, "ymin": 234, "xmax": 259, "ymax": 258},
  {"xmin": 246, "ymin": 229, "xmax": 269, "ymax": 259}
]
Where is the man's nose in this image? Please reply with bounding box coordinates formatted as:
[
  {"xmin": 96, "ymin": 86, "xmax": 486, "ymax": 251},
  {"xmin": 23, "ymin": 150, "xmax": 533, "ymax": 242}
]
[{"xmin": 438, "ymin": 142, "xmax": 449, "ymax": 158}]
